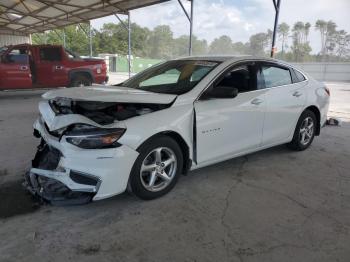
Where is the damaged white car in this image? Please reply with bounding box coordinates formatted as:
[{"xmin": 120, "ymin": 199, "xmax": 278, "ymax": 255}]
[{"xmin": 24, "ymin": 56, "xmax": 330, "ymax": 204}]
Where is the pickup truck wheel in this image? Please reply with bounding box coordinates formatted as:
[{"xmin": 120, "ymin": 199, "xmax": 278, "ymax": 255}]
[{"xmin": 70, "ymin": 74, "xmax": 92, "ymax": 87}]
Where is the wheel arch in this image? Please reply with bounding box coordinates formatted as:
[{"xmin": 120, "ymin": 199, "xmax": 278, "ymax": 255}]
[
  {"xmin": 136, "ymin": 131, "xmax": 192, "ymax": 175},
  {"xmin": 68, "ymin": 69, "xmax": 94, "ymax": 84},
  {"xmin": 304, "ymin": 105, "xmax": 321, "ymax": 136}
]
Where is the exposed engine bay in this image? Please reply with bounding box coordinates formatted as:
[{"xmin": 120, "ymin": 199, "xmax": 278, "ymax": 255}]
[{"xmin": 49, "ymin": 98, "xmax": 171, "ymax": 125}]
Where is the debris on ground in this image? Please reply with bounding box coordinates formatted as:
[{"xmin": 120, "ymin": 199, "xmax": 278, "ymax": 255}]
[
  {"xmin": 326, "ymin": 117, "xmax": 342, "ymax": 126},
  {"xmin": 76, "ymin": 244, "xmax": 101, "ymax": 255}
]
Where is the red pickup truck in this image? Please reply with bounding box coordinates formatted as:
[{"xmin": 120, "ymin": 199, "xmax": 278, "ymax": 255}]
[{"xmin": 0, "ymin": 44, "xmax": 108, "ymax": 90}]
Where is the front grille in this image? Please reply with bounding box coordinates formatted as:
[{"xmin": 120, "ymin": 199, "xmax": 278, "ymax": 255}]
[{"xmin": 32, "ymin": 141, "xmax": 62, "ymax": 170}]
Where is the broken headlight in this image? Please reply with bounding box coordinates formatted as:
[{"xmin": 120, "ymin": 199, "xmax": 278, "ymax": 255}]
[{"xmin": 65, "ymin": 127, "xmax": 126, "ymax": 149}]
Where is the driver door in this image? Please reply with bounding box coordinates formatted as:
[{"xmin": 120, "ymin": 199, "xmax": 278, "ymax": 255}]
[
  {"xmin": 194, "ymin": 62, "xmax": 266, "ymax": 164},
  {"xmin": 0, "ymin": 47, "xmax": 32, "ymax": 89}
]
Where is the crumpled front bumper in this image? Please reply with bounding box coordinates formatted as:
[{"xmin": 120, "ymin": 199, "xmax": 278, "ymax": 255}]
[
  {"xmin": 24, "ymin": 118, "xmax": 139, "ymax": 204},
  {"xmin": 24, "ymin": 169, "xmax": 95, "ymax": 205}
]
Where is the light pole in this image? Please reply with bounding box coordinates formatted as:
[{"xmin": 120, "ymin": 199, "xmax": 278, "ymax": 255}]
[{"xmin": 271, "ymin": 0, "xmax": 281, "ymax": 58}]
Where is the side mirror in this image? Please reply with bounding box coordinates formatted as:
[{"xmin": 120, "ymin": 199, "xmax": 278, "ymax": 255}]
[{"xmin": 204, "ymin": 86, "xmax": 238, "ymax": 99}]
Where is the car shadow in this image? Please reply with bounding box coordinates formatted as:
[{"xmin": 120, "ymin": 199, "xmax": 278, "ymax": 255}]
[
  {"xmin": 0, "ymin": 179, "xmax": 41, "ymax": 219},
  {"xmin": 0, "ymin": 145, "xmax": 296, "ymax": 219}
]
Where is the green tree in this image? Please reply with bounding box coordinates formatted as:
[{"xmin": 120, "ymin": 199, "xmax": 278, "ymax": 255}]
[
  {"xmin": 172, "ymin": 35, "xmax": 208, "ymax": 57},
  {"xmin": 192, "ymin": 37, "xmax": 208, "ymax": 56},
  {"xmin": 291, "ymin": 21, "xmax": 312, "ymax": 61},
  {"xmin": 304, "ymin": 23, "xmax": 311, "ymax": 39},
  {"xmin": 315, "ymin": 20, "xmax": 337, "ymax": 58},
  {"xmin": 31, "ymin": 20, "xmax": 350, "ymax": 63},
  {"xmin": 232, "ymin": 41, "xmax": 249, "ymax": 54},
  {"xmin": 248, "ymin": 31, "xmax": 270, "ymax": 56},
  {"xmin": 332, "ymin": 30, "xmax": 350, "ymax": 59},
  {"xmin": 315, "ymin": 19, "xmax": 327, "ymax": 56},
  {"xmin": 32, "ymin": 24, "xmax": 97, "ymax": 56},
  {"xmin": 278, "ymin": 22, "xmax": 290, "ymax": 55},
  {"xmin": 209, "ymin": 35, "xmax": 234, "ymax": 54},
  {"xmin": 172, "ymin": 35, "xmax": 190, "ymax": 57},
  {"xmin": 147, "ymin": 25, "xmax": 174, "ymax": 59}
]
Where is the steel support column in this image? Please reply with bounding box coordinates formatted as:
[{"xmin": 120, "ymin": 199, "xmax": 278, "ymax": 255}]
[
  {"xmin": 89, "ymin": 22, "xmax": 93, "ymax": 57},
  {"xmin": 115, "ymin": 13, "xmax": 132, "ymax": 77},
  {"xmin": 78, "ymin": 23, "xmax": 93, "ymax": 56},
  {"xmin": 63, "ymin": 28, "xmax": 66, "ymax": 48},
  {"xmin": 189, "ymin": 0, "xmax": 194, "ymax": 56},
  {"xmin": 271, "ymin": 0, "xmax": 281, "ymax": 58},
  {"xmin": 127, "ymin": 12, "xmax": 131, "ymax": 77},
  {"xmin": 177, "ymin": 0, "xmax": 194, "ymax": 56}
]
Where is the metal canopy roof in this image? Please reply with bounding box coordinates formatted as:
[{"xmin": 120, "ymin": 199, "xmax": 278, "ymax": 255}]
[{"xmin": 0, "ymin": 0, "xmax": 170, "ymax": 36}]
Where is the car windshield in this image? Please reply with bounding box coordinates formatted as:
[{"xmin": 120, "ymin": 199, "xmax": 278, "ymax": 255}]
[
  {"xmin": 120, "ymin": 60, "xmax": 219, "ymax": 95},
  {"xmin": 65, "ymin": 48, "xmax": 81, "ymax": 59},
  {"xmin": 0, "ymin": 46, "xmax": 8, "ymax": 54}
]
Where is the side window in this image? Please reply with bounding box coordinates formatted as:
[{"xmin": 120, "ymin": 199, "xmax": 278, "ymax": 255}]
[
  {"xmin": 215, "ymin": 64, "xmax": 256, "ymax": 93},
  {"xmin": 6, "ymin": 47, "xmax": 28, "ymax": 64},
  {"xmin": 261, "ymin": 65, "xmax": 292, "ymax": 88},
  {"xmin": 293, "ymin": 69, "xmax": 306, "ymax": 82},
  {"xmin": 39, "ymin": 47, "xmax": 62, "ymax": 62}
]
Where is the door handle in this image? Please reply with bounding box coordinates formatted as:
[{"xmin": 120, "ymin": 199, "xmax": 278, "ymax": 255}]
[
  {"xmin": 20, "ymin": 66, "xmax": 28, "ymax": 70},
  {"xmin": 293, "ymin": 91, "xmax": 302, "ymax": 97},
  {"xmin": 251, "ymin": 98, "xmax": 263, "ymax": 105},
  {"xmin": 55, "ymin": 65, "xmax": 64, "ymax": 70}
]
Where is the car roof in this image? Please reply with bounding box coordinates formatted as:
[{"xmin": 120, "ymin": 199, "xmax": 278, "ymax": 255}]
[
  {"xmin": 5, "ymin": 44, "xmax": 63, "ymax": 48},
  {"xmin": 175, "ymin": 55, "xmax": 299, "ymax": 70},
  {"xmin": 176, "ymin": 55, "xmax": 283, "ymax": 63},
  {"xmin": 175, "ymin": 55, "xmax": 250, "ymax": 62}
]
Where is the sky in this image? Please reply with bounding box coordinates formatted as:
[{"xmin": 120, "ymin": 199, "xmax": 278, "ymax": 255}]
[{"xmin": 91, "ymin": 0, "xmax": 350, "ymax": 54}]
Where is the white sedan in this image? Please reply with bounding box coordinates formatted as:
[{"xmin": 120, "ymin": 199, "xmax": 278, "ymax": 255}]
[{"xmin": 25, "ymin": 56, "xmax": 330, "ymax": 204}]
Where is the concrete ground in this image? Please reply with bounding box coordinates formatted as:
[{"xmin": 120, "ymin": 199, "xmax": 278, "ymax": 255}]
[{"xmin": 0, "ymin": 82, "xmax": 350, "ymax": 262}]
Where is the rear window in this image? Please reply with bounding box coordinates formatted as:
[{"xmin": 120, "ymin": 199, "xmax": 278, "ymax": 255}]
[
  {"xmin": 39, "ymin": 47, "xmax": 62, "ymax": 61},
  {"xmin": 261, "ymin": 65, "xmax": 292, "ymax": 88},
  {"xmin": 293, "ymin": 69, "xmax": 306, "ymax": 82}
]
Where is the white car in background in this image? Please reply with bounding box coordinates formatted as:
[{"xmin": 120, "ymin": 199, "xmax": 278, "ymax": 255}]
[{"xmin": 25, "ymin": 56, "xmax": 330, "ymax": 204}]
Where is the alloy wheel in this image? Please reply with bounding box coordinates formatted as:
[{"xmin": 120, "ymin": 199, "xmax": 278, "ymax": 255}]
[
  {"xmin": 299, "ymin": 116, "xmax": 314, "ymax": 146},
  {"xmin": 140, "ymin": 147, "xmax": 177, "ymax": 192}
]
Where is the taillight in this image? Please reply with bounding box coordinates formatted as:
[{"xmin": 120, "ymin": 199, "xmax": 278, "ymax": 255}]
[{"xmin": 324, "ymin": 86, "xmax": 330, "ymax": 96}]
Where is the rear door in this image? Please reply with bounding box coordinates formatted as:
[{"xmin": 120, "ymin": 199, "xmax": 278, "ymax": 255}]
[
  {"xmin": 35, "ymin": 46, "xmax": 68, "ymax": 87},
  {"xmin": 0, "ymin": 47, "xmax": 32, "ymax": 89},
  {"xmin": 259, "ymin": 62, "xmax": 307, "ymax": 146},
  {"xmin": 194, "ymin": 62, "xmax": 266, "ymax": 164}
]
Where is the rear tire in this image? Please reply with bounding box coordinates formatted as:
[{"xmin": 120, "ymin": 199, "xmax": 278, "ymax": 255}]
[
  {"xmin": 70, "ymin": 74, "xmax": 92, "ymax": 87},
  {"xmin": 287, "ymin": 110, "xmax": 317, "ymax": 151},
  {"xmin": 129, "ymin": 136, "xmax": 183, "ymax": 200}
]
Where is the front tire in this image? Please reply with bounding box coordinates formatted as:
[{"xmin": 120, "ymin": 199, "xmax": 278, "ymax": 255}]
[
  {"xmin": 70, "ymin": 74, "xmax": 92, "ymax": 87},
  {"xmin": 129, "ymin": 136, "xmax": 183, "ymax": 200},
  {"xmin": 288, "ymin": 110, "xmax": 317, "ymax": 151}
]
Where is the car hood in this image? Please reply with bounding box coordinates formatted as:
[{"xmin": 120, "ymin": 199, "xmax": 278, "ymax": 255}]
[{"xmin": 42, "ymin": 86, "xmax": 177, "ymax": 104}]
